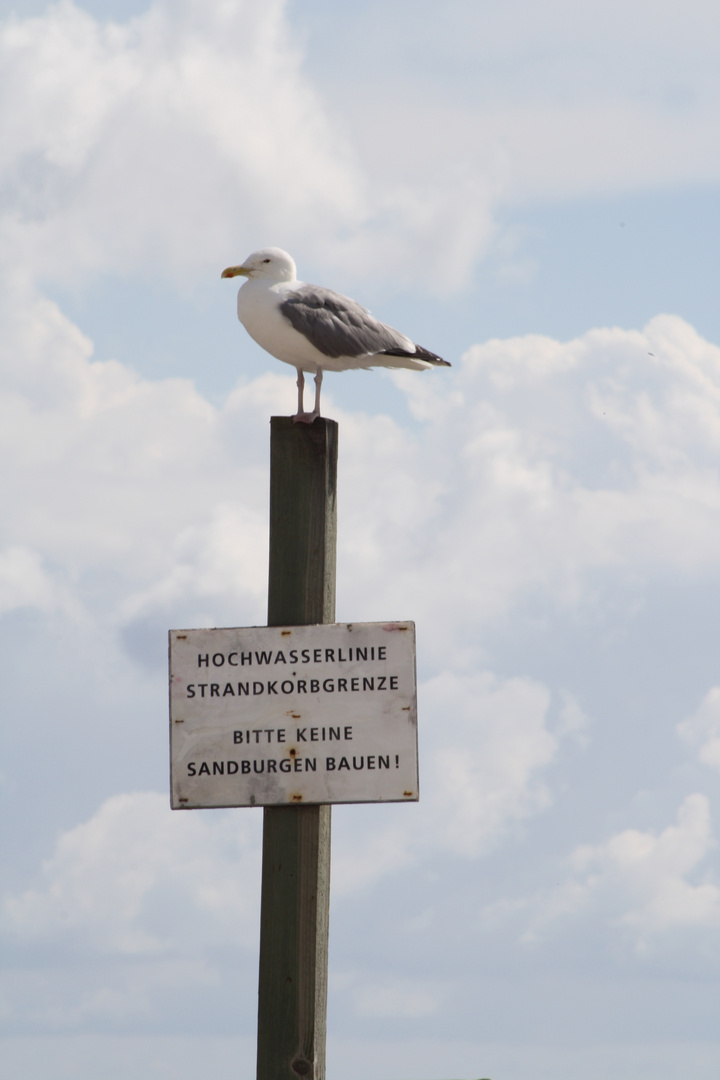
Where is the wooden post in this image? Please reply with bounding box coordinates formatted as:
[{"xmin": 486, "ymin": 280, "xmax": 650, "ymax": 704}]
[{"xmin": 257, "ymin": 416, "xmax": 338, "ymax": 1080}]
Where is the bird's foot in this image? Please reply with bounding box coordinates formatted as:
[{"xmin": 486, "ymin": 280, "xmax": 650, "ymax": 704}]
[{"xmin": 291, "ymin": 410, "xmax": 320, "ymax": 424}]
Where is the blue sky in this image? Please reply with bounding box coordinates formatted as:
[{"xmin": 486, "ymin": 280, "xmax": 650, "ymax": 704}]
[{"xmin": 2, "ymin": 2, "xmax": 720, "ymax": 1079}]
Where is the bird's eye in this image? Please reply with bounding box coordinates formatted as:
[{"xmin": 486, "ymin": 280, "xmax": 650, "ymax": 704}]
[{"xmin": 262, "ymin": 258, "xmax": 271, "ymax": 263}]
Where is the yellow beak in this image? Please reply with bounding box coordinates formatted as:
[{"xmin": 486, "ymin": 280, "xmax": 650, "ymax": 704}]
[{"xmin": 221, "ymin": 265, "xmax": 251, "ymax": 279}]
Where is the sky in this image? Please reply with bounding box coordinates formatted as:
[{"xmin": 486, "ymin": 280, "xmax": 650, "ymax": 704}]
[{"xmin": 2, "ymin": 1, "xmax": 720, "ymax": 1078}]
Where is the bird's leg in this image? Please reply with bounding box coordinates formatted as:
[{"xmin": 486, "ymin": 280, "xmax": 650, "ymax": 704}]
[
  {"xmin": 312, "ymin": 368, "xmax": 323, "ymax": 418},
  {"xmin": 296, "ymin": 368, "xmax": 305, "ymax": 416},
  {"xmin": 292, "ymin": 367, "xmax": 322, "ymax": 424}
]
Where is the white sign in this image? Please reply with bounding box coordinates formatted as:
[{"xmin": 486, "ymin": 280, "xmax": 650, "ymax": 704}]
[{"xmin": 169, "ymin": 622, "xmax": 418, "ymax": 808}]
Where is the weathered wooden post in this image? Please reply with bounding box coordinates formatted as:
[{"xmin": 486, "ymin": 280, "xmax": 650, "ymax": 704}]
[
  {"xmin": 169, "ymin": 417, "xmax": 418, "ymax": 1080},
  {"xmin": 258, "ymin": 416, "xmax": 337, "ymax": 1080}
]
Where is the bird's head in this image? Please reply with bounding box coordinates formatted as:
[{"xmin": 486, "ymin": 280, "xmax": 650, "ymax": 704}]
[{"xmin": 221, "ymin": 247, "xmax": 297, "ymax": 284}]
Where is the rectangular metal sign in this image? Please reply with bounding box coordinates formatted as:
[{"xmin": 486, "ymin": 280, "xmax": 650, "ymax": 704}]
[{"xmin": 169, "ymin": 621, "xmax": 418, "ymax": 808}]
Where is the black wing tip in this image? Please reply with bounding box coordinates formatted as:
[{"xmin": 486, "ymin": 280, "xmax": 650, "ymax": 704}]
[{"xmin": 381, "ymin": 346, "xmax": 450, "ymax": 366}]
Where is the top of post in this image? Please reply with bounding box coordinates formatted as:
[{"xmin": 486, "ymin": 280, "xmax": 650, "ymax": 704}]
[{"xmin": 267, "ymin": 417, "xmax": 338, "ymax": 627}]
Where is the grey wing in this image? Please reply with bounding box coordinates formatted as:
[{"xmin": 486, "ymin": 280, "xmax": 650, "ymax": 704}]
[{"xmin": 279, "ymin": 285, "xmax": 411, "ymax": 359}]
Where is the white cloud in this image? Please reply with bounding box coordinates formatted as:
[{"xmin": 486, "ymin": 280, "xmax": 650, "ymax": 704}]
[
  {"xmin": 338, "ymin": 315, "xmax": 720, "ymax": 656},
  {"xmin": 0, "ymin": 283, "xmax": 276, "ymax": 638},
  {"xmin": 2, "ymin": 671, "xmax": 566, "ymax": 961},
  {"xmin": 523, "ymin": 795, "xmax": 720, "ymax": 947},
  {"xmin": 0, "ymin": 546, "xmax": 68, "ymax": 615},
  {"xmin": 417, "ymin": 670, "xmax": 558, "ymax": 856},
  {"xmin": 2, "ymin": 0, "xmax": 718, "ymax": 305},
  {"xmin": 4, "ymin": 0, "xmax": 720, "ymax": 1061},
  {"xmin": 5, "ymin": 265, "xmax": 720, "ymax": 689},
  {"xmin": 5, "ymin": 274, "xmax": 720, "ymax": 701},
  {"xmin": 331, "ymin": 669, "xmax": 564, "ymax": 894},
  {"xmin": 1, "ymin": 0, "xmax": 719, "ymax": 312},
  {"xmin": 678, "ymin": 688, "xmax": 720, "ymax": 773},
  {"xmin": 0, "ymin": 0, "xmax": 361, "ymax": 279},
  {"xmin": 0, "ymin": 0, "xmax": 500, "ymax": 294},
  {"xmin": 3, "ymin": 791, "xmax": 262, "ymax": 954}
]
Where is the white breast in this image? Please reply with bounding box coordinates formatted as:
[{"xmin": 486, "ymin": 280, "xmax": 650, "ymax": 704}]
[{"xmin": 236, "ymin": 280, "xmax": 325, "ymax": 371}]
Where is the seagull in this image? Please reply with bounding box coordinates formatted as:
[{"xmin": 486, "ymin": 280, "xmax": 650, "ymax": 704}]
[{"xmin": 222, "ymin": 247, "xmax": 450, "ymax": 423}]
